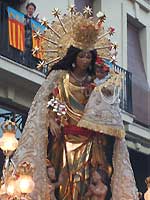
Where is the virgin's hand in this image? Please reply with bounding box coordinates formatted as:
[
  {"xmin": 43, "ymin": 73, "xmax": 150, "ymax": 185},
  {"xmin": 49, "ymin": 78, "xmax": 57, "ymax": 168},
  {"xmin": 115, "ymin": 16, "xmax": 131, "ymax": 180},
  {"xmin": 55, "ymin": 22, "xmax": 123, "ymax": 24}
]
[{"xmin": 49, "ymin": 119, "xmax": 61, "ymax": 138}]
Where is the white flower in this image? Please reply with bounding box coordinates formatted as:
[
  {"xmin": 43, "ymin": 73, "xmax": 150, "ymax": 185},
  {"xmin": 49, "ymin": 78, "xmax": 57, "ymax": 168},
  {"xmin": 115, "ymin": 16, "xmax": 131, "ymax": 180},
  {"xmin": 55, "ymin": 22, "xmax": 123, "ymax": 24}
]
[{"xmin": 96, "ymin": 11, "xmax": 105, "ymax": 18}]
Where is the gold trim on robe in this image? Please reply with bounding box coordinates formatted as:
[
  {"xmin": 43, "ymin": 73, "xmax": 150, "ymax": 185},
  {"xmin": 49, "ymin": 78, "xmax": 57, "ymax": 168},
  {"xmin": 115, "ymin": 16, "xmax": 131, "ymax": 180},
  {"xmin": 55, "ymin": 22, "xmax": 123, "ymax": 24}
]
[{"xmin": 78, "ymin": 119, "xmax": 125, "ymax": 139}]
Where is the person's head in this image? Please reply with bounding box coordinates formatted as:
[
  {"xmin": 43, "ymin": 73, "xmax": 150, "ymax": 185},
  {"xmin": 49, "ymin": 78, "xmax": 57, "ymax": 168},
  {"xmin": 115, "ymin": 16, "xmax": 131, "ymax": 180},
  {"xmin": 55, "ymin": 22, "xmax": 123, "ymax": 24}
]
[
  {"xmin": 75, "ymin": 50, "xmax": 92, "ymax": 72},
  {"xmin": 26, "ymin": 2, "xmax": 36, "ymax": 17},
  {"xmin": 47, "ymin": 166, "xmax": 56, "ymax": 181},
  {"xmin": 50, "ymin": 45, "xmax": 97, "ymax": 76},
  {"xmin": 95, "ymin": 65, "xmax": 109, "ymax": 80}
]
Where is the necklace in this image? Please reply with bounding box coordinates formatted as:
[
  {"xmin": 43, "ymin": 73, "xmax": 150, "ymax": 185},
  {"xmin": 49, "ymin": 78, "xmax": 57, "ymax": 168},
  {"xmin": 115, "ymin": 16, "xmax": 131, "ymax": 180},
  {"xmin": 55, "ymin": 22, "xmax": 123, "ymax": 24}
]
[{"xmin": 70, "ymin": 71, "xmax": 88, "ymax": 85}]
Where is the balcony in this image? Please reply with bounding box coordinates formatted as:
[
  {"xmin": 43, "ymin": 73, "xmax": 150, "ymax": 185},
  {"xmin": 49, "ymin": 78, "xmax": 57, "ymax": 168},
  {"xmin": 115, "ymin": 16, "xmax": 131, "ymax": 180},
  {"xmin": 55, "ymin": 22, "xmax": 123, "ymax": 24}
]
[{"xmin": 0, "ymin": 2, "xmax": 48, "ymax": 75}]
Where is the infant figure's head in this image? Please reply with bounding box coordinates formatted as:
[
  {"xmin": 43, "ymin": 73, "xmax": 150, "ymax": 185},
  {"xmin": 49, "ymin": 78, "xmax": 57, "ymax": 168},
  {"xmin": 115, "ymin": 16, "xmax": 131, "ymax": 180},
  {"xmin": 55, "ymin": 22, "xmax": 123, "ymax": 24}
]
[
  {"xmin": 95, "ymin": 65, "xmax": 109, "ymax": 80},
  {"xmin": 95, "ymin": 57, "xmax": 110, "ymax": 80}
]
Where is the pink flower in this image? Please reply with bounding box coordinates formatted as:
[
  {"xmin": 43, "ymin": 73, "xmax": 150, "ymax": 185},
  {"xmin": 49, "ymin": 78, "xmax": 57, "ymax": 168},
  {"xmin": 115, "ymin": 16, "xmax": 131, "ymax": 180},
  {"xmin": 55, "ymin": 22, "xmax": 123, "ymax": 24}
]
[
  {"xmin": 96, "ymin": 56, "xmax": 104, "ymax": 65},
  {"xmin": 102, "ymin": 65, "xmax": 109, "ymax": 72},
  {"xmin": 108, "ymin": 27, "xmax": 115, "ymax": 36}
]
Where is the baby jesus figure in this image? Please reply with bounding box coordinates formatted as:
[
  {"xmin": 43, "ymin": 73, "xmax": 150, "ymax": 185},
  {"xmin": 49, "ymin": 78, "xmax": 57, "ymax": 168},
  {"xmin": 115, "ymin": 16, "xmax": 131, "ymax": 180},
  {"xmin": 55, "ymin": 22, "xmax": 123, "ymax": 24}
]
[
  {"xmin": 78, "ymin": 57, "xmax": 125, "ymax": 139},
  {"xmin": 85, "ymin": 169, "xmax": 108, "ymax": 200}
]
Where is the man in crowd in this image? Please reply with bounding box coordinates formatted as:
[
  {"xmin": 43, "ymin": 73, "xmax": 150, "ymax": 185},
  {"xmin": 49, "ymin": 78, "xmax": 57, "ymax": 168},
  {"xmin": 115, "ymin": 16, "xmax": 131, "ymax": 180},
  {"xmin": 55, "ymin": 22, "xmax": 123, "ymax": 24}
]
[{"xmin": 24, "ymin": 2, "xmax": 39, "ymax": 68}]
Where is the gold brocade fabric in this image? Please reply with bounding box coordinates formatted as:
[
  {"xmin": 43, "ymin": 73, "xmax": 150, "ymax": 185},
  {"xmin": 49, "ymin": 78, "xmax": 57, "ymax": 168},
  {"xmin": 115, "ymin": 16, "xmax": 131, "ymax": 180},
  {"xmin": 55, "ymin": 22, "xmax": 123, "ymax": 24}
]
[
  {"xmin": 58, "ymin": 73, "xmax": 88, "ymax": 124},
  {"xmin": 58, "ymin": 134, "xmax": 113, "ymax": 199},
  {"xmin": 49, "ymin": 73, "xmax": 113, "ymax": 199}
]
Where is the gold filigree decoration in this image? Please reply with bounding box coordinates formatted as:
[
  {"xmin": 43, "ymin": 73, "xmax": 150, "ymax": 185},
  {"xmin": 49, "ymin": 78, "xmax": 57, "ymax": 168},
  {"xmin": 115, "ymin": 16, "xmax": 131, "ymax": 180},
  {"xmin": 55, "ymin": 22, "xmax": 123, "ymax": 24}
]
[{"xmin": 34, "ymin": 5, "xmax": 117, "ymax": 71}]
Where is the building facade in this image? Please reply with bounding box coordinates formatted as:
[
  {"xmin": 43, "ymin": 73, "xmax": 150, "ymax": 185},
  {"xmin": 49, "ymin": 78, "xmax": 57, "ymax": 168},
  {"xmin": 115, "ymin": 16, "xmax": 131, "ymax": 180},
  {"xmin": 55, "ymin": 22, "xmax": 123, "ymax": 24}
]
[
  {"xmin": 93, "ymin": 0, "xmax": 150, "ymax": 194},
  {"xmin": 0, "ymin": 0, "xmax": 150, "ymax": 197}
]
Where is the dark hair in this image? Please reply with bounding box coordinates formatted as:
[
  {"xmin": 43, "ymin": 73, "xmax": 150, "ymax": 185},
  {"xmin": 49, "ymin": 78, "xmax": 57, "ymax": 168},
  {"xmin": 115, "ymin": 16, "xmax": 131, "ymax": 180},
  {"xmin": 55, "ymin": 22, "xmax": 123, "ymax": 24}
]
[
  {"xmin": 26, "ymin": 2, "xmax": 36, "ymax": 11},
  {"xmin": 50, "ymin": 45, "xmax": 97, "ymax": 76}
]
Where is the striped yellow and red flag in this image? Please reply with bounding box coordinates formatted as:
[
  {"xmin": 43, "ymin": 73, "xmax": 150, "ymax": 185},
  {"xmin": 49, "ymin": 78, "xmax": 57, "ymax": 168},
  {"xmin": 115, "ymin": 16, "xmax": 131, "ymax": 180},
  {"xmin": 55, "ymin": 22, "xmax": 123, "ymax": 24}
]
[
  {"xmin": 31, "ymin": 19, "xmax": 46, "ymax": 59},
  {"xmin": 7, "ymin": 7, "xmax": 25, "ymax": 51}
]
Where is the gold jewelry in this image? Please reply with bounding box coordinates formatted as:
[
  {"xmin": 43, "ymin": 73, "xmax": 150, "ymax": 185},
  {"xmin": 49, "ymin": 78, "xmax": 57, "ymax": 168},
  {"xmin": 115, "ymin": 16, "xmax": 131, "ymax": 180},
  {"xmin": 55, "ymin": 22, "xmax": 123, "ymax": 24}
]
[{"xmin": 70, "ymin": 71, "xmax": 88, "ymax": 86}]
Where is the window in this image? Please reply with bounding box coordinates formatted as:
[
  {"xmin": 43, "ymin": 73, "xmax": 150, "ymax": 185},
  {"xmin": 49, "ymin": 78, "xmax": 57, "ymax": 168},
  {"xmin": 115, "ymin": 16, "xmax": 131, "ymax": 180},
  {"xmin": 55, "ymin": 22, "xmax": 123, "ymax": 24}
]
[
  {"xmin": 127, "ymin": 20, "xmax": 150, "ymax": 127},
  {"xmin": 74, "ymin": 0, "xmax": 93, "ymax": 11},
  {"xmin": 129, "ymin": 149, "xmax": 149, "ymax": 193}
]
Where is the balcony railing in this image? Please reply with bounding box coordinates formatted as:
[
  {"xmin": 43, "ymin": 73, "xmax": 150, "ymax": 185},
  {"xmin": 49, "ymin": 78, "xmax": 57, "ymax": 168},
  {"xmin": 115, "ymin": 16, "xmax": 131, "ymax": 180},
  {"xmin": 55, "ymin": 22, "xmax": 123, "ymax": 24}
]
[
  {"xmin": 0, "ymin": 3, "xmax": 42, "ymax": 71},
  {"xmin": 114, "ymin": 65, "xmax": 133, "ymax": 114}
]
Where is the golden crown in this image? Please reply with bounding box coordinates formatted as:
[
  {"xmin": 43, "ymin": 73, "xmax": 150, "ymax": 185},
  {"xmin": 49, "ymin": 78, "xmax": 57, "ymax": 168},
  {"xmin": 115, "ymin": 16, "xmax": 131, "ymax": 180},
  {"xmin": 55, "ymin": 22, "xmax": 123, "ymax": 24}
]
[{"xmin": 32, "ymin": 5, "xmax": 117, "ymax": 71}]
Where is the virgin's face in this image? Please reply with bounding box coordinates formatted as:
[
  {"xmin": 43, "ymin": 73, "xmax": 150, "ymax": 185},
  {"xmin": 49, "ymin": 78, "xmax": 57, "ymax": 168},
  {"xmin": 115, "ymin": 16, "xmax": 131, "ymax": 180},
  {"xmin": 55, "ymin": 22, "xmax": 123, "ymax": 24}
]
[{"xmin": 75, "ymin": 51, "xmax": 92, "ymax": 71}]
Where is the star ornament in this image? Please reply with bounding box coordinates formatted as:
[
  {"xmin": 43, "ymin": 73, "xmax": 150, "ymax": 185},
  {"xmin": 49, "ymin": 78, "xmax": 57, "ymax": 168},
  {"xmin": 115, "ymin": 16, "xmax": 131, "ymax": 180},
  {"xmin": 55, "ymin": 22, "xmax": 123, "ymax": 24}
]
[
  {"xmin": 112, "ymin": 42, "xmax": 118, "ymax": 50},
  {"xmin": 110, "ymin": 55, "xmax": 117, "ymax": 64},
  {"xmin": 33, "ymin": 30, "xmax": 42, "ymax": 39},
  {"xmin": 52, "ymin": 8, "xmax": 61, "ymax": 17},
  {"xmin": 109, "ymin": 42, "xmax": 118, "ymax": 50},
  {"xmin": 68, "ymin": 5, "xmax": 76, "ymax": 15},
  {"xmin": 108, "ymin": 27, "xmax": 115, "ymax": 36},
  {"xmin": 37, "ymin": 60, "xmax": 45, "ymax": 70},
  {"xmin": 41, "ymin": 17, "xmax": 49, "ymax": 27},
  {"xmin": 83, "ymin": 6, "xmax": 93, "ymax": 17},
  {"xmin": 96, "ymin": 11, "xmax": 106, "ymax": 21},
  {"xmin": 32, "ymin": 46, "xmax": 40, "ymax": 55}
]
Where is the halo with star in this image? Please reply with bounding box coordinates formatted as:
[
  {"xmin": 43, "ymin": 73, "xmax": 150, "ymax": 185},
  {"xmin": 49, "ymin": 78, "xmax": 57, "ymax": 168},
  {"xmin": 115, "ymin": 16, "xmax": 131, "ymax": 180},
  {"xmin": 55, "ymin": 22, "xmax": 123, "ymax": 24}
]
[{"xmin": 32, "ymin": 5, "xmax": 117, "ymax": 71}]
